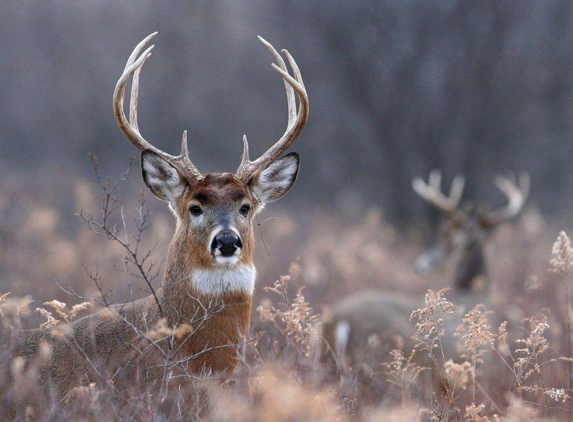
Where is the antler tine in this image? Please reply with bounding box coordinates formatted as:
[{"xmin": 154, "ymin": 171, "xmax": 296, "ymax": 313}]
[
  {"xmin": 123, "ymin": 32, "xmax": 157, "ymax": 72},
  {"xmin": 235, "ymin": 36, "xmax": 309, "ymax": 184},
  {"xmin": 412, "ymin": 170, "xmax": 466, "ymax": 218},
  {"xmin": 129, "ymin": 56, "xmax": 146, "ymax": 132},
  {"xmin": 449, "ymin": 174, "xmax": 466, "ymax": 209},
  {"xmin": 481, "ymin": 172, "xmax": 529, "ymax": 227},
  {"xmin": 113, "ymin": 33, "xmax": 203, "ymax": 183},
  {"xmin": 239, "ymin": 135, "xmax": 250, "ymax": 168},
  {"xmin": 428, "ymin": 169, "xmax": 442, "ymax": 191},
  {"xmin": 259, "ymin": 37, "xmax": 296, "ymax": 124},
  {"xmin": 114, "ymin": 42, "xmax": 155, "ymax": 151}
]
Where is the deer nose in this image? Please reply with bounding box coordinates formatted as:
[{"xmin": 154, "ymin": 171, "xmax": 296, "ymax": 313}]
[{"xmin": 212, "ymin": 231, "xmax": 242, "ymax": 257}]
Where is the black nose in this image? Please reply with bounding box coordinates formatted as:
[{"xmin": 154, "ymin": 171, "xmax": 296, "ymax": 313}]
[{"xmin": 212, "ymin": 231, "xmax": 242, "ymax": 257}]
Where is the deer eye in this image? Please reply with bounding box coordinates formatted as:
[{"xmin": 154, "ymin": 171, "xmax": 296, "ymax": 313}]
[
  {"xmin": 189, "ymin": 205, "xmax": 203, "ymax": 216},
  {"xmin": 239, "ymin": 204, "xmax": 250, "ymax": 216}
]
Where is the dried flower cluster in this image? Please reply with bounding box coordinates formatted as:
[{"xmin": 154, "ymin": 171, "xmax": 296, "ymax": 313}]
[
  {"xmin": 0, "ymin": 292, "xmax": 11, "ymax": 319},
  {"xmin": 511, "ymin": 312, "xmax": 556, "ymax": 404},
  {"xmin": 147, "ymin": 317, "xmax": 194, "ymax": 341},
  {"xmin": 464, "ymin": 403, "xmax": 489, "ymax": 422},
  {"xmin": 410, "ymin": 288, "xmax": 457, "ymax": 344},
  {"xmin": 35, "ymin": 299, "xmax": 92, "ymax": 327},
  {"xmin": 514, "ymin": 314, "xmax": 550, "ymax": 363},
  {"xmin": 544, "ymin": 387, "xmax": 570, "ymax": 403},
  {"xmin": 455, "ymin": 304, "xmax": 495, "ymax": 363},
  {"xmin": 258, "ymin": 262, "xmax": 320, "ymax": 359},
  {"xmin": 383, "ymin": 348, "xmax": 426, "ymax": 402},
  {"xmin": 35, "ymin": 307, "xmax": 60, "ymax": 328},
  {"xmin": 444, "ymin": 359, "xmax": 473, "ymax": 392},
  {"xmin": 550, "ymin": 231, "xmax": 573, "ymax": 276},
  {"xmin": 42, "ymin": 300, "xmax": 92, "ymax": 323},
  {"xmin": 0, "ymin": 293, "xmax": 34, "ymax": 330},
  {"xmin": 258, "ymin": 285, "xmax": 320, "ymax": 360}
]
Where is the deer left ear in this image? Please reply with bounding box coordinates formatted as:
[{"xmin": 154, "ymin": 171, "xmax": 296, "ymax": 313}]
[{"xmin": 249, "ymin": 153, "xmax": 299, "ymax": 204}]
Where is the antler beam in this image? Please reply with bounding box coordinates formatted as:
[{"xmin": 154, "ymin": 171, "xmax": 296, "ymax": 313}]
[
  {"xmin": 235, "ymin": 36, "xmax": 309, "ymax": 184},
  {"xmin": 113, "ymin": 33, "xmax": 203, "ymax": 183},
  {"xmin": 480, "ymin": 172, "xmax": 530, "ymax": 227}
]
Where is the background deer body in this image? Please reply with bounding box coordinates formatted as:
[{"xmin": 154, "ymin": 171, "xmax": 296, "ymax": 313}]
[
  {"xmin": 13, "ymin": 32, "xmax": 308, "ymax": 403},
  {"xmin": 321, "ymin": 171, "xmax": 528, "ymax": 390}
]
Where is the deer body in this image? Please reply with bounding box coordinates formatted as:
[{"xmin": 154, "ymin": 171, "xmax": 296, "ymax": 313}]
[
  {"xmin": 321, "ymin": 286, "xmax": 488, "ymax": 371},
  {"xmin": 13, "ymin": 32, "xmax": 308, "ymax": 404},
  {"xmin": 321, "ymin": 171, "xmax": 528, "ymax": 388},
  {"xmin": 18, "ymin": 287, "xmax": 252, "ymax": 397},
  {"xmin": 321, "ymin": 266, "xmax": 487, "ymax": 376}
]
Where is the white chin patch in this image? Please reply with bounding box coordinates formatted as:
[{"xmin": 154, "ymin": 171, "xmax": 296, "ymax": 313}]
[{"xmin": 192, "ymin": 264, "xmax": 256, "ymax": 295}]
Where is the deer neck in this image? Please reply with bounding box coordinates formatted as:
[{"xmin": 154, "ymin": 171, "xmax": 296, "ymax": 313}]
[
  {"xmin": 453, "ymin": 241, "xmax": 487, "ymax": 294},
  {"xmin": 157, "ymin": 224, "xmax": 256, "ymax": 326}
]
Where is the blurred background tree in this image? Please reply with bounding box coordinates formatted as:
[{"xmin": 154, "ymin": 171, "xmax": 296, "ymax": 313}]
[{"xmin": 0, "ymin": 1, "xmax": 572, "ymax": 227}]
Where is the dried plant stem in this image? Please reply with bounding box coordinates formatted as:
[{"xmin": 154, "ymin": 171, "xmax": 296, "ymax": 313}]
[
  {"xmin": 550, "ymin": 231, "xmax": 573, "ymax": 419},
  {"xmin": 256, "ymin": 215, "xmax": 289, "ymax": 305},
  {"xmin": 79, "ymin": 155, "xmax": 164, "ymax": 318},
  {"xmin": 566, "ymin": 279, "xmax": 573, "ymax": 421}
]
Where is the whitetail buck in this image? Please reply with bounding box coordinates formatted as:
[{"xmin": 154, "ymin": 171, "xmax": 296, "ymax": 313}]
[
  {"xmin": 321, "ymin": 170, "xmax": 528, "ymax": 389},
  {"xmin": 12, "ymin": 33, "xmax": 308, "ymax": 402}
]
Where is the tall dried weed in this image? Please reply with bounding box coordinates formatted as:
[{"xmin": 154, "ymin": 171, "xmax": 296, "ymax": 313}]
[{"xmin": 3, "ymin": 164, "xmax": 573, "ymax": 420}]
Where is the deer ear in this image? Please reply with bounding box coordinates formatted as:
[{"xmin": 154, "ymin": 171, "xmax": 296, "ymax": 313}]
[
  {"xmin": 141, "ymin": 150, "xmax": 186, "ymax": 203},
  {"xmin": 250, "ymin": 153, "xmax": 299, "ymax": 204}
]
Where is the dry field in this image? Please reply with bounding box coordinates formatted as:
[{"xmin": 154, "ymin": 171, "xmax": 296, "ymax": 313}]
[{"xmin": 0, "ymin": 161, "xmax": 571, "ymax": 421}]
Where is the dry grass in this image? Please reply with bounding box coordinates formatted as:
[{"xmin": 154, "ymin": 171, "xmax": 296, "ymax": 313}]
[{"xmin": 0, "ymin": 164, "xmax": 572, "ymax": 420}]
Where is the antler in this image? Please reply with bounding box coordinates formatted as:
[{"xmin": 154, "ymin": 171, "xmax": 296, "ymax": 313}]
[
  {"xmin": 412, "ymin": 170, "xmax": 466, "ymax": 221},
  {"xmin": 235, "ymin": 36, "xmax": 309, "ymax": 184},
  {"xmin": 113, "ymin": 33, "xmax": 203, "ymax": 183},
  {"xmin": 480, "ymin": 172, "xmax": 530, "ymax": 228}
]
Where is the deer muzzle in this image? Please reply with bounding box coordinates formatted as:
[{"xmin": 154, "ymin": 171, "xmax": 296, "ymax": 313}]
[{"xmin": 415, "ymin": 244, "xmax": 446, "ymax": 276}]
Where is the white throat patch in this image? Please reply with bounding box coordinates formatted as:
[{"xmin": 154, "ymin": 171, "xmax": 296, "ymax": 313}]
[{"xmin": 192, "ymin": 264, "xmax": 256, "ymax": 296}]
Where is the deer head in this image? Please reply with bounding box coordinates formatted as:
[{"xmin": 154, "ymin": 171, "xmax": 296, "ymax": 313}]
[
  {"xmin": 113, "ymin": 33, "xmax": 309, "ymax": 295},
  {"xmin": 413, "ymin": 170, "xmax": 529, "ymax": 291}
]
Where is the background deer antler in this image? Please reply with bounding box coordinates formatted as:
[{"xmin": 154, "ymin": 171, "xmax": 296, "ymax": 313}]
[
  {"xmin": 480, "ymin": 172, "xmax": 530, "ymax": 228},
  {"xmin": 412, "ymin": 169, "xmax": 466, "ymax": 222}
]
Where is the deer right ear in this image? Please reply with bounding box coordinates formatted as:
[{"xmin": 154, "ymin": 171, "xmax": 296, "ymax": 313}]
[{"xmin": 141, "ymin": 150, "xmax": 186, "ymax": 203}]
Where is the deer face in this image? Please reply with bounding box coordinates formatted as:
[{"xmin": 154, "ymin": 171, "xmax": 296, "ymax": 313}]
[
  {"xmin": 189, "ymin": 174, "xmax": 254, "ymax": 266},
  {"xmin": 416, "ymin": 216, "xmax": 486, "ymax": 278},
  {"xmin": 142, "ymin": 150, "xmax": 299, "ymax": 268}
]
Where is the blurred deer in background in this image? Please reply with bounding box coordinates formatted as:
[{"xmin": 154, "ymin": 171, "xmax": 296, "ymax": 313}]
[
  {"xmin": 321, "ymin": 170, "xmax": 529, "ymax": 389},
  {"xmin": 413, "ymin": 170, "xmax": 529, "ymax": 300},
  {"xmin": 12, "ymin": 32, "xmax": 308, "ymax": 403}
]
